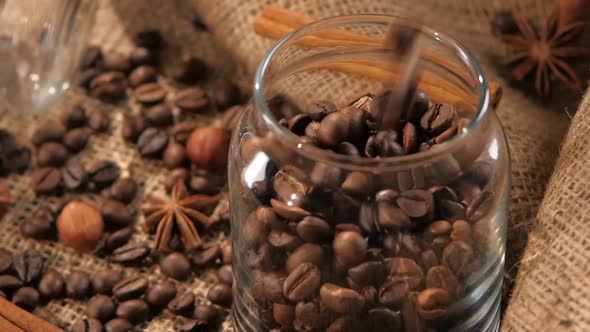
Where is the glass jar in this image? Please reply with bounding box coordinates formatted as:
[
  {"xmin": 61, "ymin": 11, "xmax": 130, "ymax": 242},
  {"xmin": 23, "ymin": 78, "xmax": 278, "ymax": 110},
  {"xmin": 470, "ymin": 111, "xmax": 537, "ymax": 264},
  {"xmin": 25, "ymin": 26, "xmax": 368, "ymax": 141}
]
[{"xmin": 229, "ymin": 15, "xmax": 509, "ymax": 332}]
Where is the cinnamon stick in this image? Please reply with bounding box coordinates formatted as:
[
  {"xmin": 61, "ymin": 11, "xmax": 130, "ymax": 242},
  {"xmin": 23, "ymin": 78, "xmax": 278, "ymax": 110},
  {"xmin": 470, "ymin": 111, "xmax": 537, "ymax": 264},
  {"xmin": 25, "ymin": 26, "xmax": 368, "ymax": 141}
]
[{"xmin": 0, "ymin": 297, "xmax": 62, "ymax": 332}]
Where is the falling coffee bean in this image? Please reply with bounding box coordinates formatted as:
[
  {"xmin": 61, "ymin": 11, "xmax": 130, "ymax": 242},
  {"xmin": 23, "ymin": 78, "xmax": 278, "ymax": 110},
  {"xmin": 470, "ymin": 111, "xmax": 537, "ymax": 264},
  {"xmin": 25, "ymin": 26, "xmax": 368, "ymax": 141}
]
[{"xmin": 137, "ymin": 127, "xmax": 168, "ymax": 157}]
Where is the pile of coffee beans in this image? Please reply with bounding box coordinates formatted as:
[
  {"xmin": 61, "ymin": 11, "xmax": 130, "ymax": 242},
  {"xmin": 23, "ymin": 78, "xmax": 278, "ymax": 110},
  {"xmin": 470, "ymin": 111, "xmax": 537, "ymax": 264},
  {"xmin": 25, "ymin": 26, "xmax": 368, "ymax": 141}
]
[
  {"xmin": 0, "ymin": 129, "xmax": 31, "ymax": 176},
  {"xmin": 238, "ymin": 91, "xmax": 493, "ymax": 331}
]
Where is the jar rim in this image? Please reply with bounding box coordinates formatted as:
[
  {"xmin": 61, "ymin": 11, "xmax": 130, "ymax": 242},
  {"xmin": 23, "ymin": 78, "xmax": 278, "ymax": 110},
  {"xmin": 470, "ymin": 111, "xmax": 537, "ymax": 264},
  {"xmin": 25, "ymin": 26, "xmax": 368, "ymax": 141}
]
[{"xmin": 253, "ymin": 14, "xmax": 491, "ymax": 171}]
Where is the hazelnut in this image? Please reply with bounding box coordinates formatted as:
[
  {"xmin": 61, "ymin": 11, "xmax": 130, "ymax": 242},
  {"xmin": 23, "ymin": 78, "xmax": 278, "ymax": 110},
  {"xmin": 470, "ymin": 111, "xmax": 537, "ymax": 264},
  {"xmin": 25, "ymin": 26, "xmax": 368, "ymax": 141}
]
[
  {"xmin": 57, "ymin": 201, "xmax": 104, "ymax": 253},
  {"xmin": 185, "ymin": 126, "xmax": 230, "ymax": 170}
]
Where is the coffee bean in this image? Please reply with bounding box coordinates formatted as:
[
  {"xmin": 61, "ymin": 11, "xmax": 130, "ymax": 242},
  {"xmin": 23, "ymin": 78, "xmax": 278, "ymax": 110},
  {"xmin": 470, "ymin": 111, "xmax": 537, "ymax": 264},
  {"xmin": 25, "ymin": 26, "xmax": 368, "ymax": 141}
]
[
  {"xmin": 217, "ymin": 265, "xmax": 232, "ymax": 285},
  {"xmin": 163, "ymin": 142, "xmax": 187, "ymax": 169},
  {"xmin": 21, "ymin": 206, "xmax": 56, "ymax": 239},
  {"xmin": 365, "ymin": 131, "xmax": 403, "ymax": 158},
  {"xmin": 426, "ymin": 265, "xmax": 461, "ymax": 300},
  {"xmin": 243, "ymin": 210, "xmax": 268, "ymax": 249},
  {"xmin": 116, "ymin": 299, "xmax": 150, "ymax": 324},
  {"xmin": 81, "ymin": 46, "xmax": 103, "ymax": 69},
  {"xmin": 145, "ymin": 281, "xmax": 176, "ymax": 307},
  {"xmin": 174, "ymin": 54, "xmax": 208, "ymax": 84},
  {"xmin": 336, "ymin": 141, "xmax": 360, "ymax": 157},
  {"xmin": 273, "ymin": 303, "xmax": 295, "ymax": 326},
  {"xmin": 37, "ymin": 142, "xmax": 69, "ymax": 167},
  {"xmin": 304, "ymin": 121, "xmax": 321, "ymax": 145},
  {"xmin": 92, "ymin": 269, "xmax": 122, "ymax": 295},
  {"xmin": 348, "ymin": 261, "xmax": 385, "ymax": 287},
  {"xmin": 112, "ymin": 275, "xmax": 148, "ymax": 301},
  {"xmin": 442, "ymin": 241, "xmax": 474, "ymax": 277},
  {"xmin": 109, "ymin": 178, "xmax": 137, "ymax": 204},
  {"xmin": 38, "ymin": 269, "xmax": 65, "ymax": 299},
  {"xmin": 62, "ymin": 104, "xmax": 87, "ymax": 129},
  {"xmin": 88, "ymin": 160, "xmax": 120, "ymax": 189},
  {"xmin": 0, "ymin": 248, "xmax": 12, "ymax": 273},
  {"xmin": 87, "ymin": 294, "xmax": 116, "ymax": 322},
  {"xmin": 179, "ymin": 320, "xmax": 208, "ymax": 332},
  {"xmin": 104, "ymin": 318, "xmax": 134, "ymax": 332},
  {"xmin": 63, "ymin": 128, "xmax": 90, "ymax": 152},
  {"xmin": 450, "ymin": 220, "xmax": 472, "ymax": 242},
  {"xmin": 101, "ymin": 200, "xmax": 134, "ymax": 228},
  {"xmin": 170, "ymin": 122, "xmax": 197, "ymax": 144},
  {"xmin": 144, "ymin": 103, "xmax": 173, "ymax": 127},
  {"xmin": 191, "ymin": 242, "xmax": 220, "ymax": 267},
  {"xmin": 286, "ymin": 243, "xmax": 324, "ymax": 273},
  {"xmin": 396, "ymin": 189, "xmax": 433, "ymax": 219},
  {"xmin": 421, "ymin": 250, "xmax": 439, "ymax": 270},
  {"xmin": 175, "ymin": 87, "xmax": 209, "ymax": 112},
  {"xmin": 66, "ymin": 270, "xmax": 91, "ymax": 299},
  {"xmin": 283, "ymin": 263, "xmax": 321, "ymax": 302},
  {"xmin": 189, "ymin": 171, "xmax": 225, "ymax": 194},
  {"xmin": 317, "ymin": 112, "xmax": 350, "ymax": 147},
  {"xmin": 160, "ymin": 252, "xmax": 191, "ymax": 280},
  {"xmin": 320, "ymin": 283, "xmax": 365, "ymax": 314},
  {"xmin": 168, "ymin": 291, "xmax": 195, "ymax": 315},
  {"xmin": 342, "ymin": 106, "xmax": 371, "ymax": 143},
  {"xmin": 385, "ymin": 257, "xmax": 423, "ymax": 289},
  {"xmin": 109, "ymin": 243, "xmax": 150, "ymax": 264},
  {"xmin": 399, "ymin": 234, "xmax": 423, "ymax": 259},
  {"xmin": 14, "ymin": 250, "xmax": 44, "ymax": 283},
  {"xmin": 33, "ymin": 308, "xmax": 61, "ymax": 327},
  {"xmin": 333, "ymin": 231, "xmax": 367, "ymax": 266},
  {"xmin": 103, "ymin": 52, "xmax": 132, "ymax": 72},
  {"xmin": 287, "ymin": 113, "xmax": 312, "ymax": 136},
  {"xmin": 11, "ymin": 287, "xmax": 39, "ymax": 311},
  {"xmin": 406, "ymin": 90, "xmax": 429, "ymax": 122},
  {"xmin": 130, "ymin": 47, "xmax": 159, "ymax": 66},
  {"xmin": 402, "ymin": 122, "xmax": 418, "ymax": 154},
  {"xmin": 61, "ymin": 160, "xmax": 88, "ymax": 191},
  {"xmin": 415, "ymin": 288, "xmax": 451, "ymax": 320},
  {"xmin": 221, "ymin": 243, "xmax": 232, "ymax": 265},
  {"xmin": 267, "ymin": 230, "xmax": 301, "ymax": 252},
  {"xmin": 193, "ymin": 304, "xmax": 221, "ymax": 324},
  {"xmin": 341, "ymin": 172, "xmax": 373, "ymax": 196},
  {"xmin": 0, "ymin": 275, "xmax": 23, "ymax": 290},
  {"xmin": 210, "ymin": 79, "xmax": 240, "ymax": 109},
  {"xmin": 420, "ymin": 103, "xmax": 456, "ymax": 136},
  {"xmin": 128, "ymin": 65, "xmax": 157, "ymax": 87},
  {"xmin": 368, "ymin": 307, "xmax": 403, "ymax": 332},
  {"xmin": 78, "ymin": 68, "xmax": 103, "ymax": 89},
  {"xmin": 378, "ymin": 278, "xmax": 410, "ymax": 308},
  {"xmin": 207, "ymin": 282, "xmax": 232, "ymax": 307},
  {"xmin": 294, "ymin": 299, "xmax": 330, "ymax": 331},
  {"xmin": 134, "ymin": 29, "xmax": 163, "ymax": 50},
  {"xmin": 134, "ymin": 83, "xmax": 167, "ymax": 105},
  {"xmin": 307, "ymin": 100, "xmax": 337, "ymax": 121},
  {"xmin": 88, "ymin": 110, "xmax": 109, "ymax": 132},
  {"xmin": 166, "ymin": 168, "xmax": 190, "ymax": 192},
  {"xmin": 122, "ymin": 114, "xmax": 147, "ymax": 143},
  {"xmin": 90, "ymin": 71, "xmax": 127, "ymax": 102},
  {"xmin": 3, "ymin": 147, "xmax": 31, "ymax": 173},
  {"xmin": 105, "ymin": 227, "xmax": 134, "ymax": 251},
  {"xmin": 251, "ymin": 270, "xmax": 286, "ymax": 303},
  {"xmin": 137, "ymin": 127, "xmax": 168, "ymax": 157},
  {"xmin": 72, "ymin": 318, "xmax": 103, "ymax": 332},
  {"xmin": 296, "ymin": 216, "xmax": 331, "ymax": 243},
  {"xmin": 32, "ymin": 122, "xmax": 65, "ymax": 146}
]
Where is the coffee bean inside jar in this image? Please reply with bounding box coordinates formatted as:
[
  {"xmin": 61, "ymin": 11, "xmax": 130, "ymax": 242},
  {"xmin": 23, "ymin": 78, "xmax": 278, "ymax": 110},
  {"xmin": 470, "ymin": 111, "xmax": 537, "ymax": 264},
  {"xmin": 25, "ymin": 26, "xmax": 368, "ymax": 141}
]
[{"xmin": 229, "ymin": 16, "xmax": 508, "ymax": 332}]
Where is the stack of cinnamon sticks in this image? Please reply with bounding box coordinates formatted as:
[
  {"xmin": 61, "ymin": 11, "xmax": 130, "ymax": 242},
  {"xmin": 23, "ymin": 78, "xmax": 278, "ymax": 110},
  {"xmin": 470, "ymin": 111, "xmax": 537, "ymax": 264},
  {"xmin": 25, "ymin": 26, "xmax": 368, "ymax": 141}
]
[{"xmin": 0, "ymin": 297, "xmax": 62, "ymax": 332}]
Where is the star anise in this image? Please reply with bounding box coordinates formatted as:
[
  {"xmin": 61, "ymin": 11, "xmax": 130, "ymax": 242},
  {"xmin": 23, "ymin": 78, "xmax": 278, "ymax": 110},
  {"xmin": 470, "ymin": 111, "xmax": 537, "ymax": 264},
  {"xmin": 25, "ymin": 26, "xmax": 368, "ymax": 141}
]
[
  {"xmin": 142, "ymin": 182, "xmax": 220, "ymax": 252},
  {"xmin": 497, "ymin": 10, "xmax": 588, "ymax": 97}
]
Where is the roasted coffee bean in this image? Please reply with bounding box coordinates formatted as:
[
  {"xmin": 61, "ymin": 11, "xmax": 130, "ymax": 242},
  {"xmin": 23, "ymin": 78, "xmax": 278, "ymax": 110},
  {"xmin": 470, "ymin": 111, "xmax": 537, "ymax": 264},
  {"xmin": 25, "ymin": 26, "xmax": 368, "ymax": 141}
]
[
  {"xmin": 168, "ymin": 291, "xmax": 195, "ymax": 315},
  {"xmin": 210, "ymin": 79, "xmax": 240, "ymax": 109},
  {"xmin": 104, "ymin": 318, "xmax": 134, "ymax": 332},
  {"xmin": 341, "ymin": 172, "xmax": 373, "ymax": 196},
  {"xmin": 78, "ymin": 68, "xmax": 103, "ymax": 89},
  {"xmin": 273, "ymin": 303, "xmax": 295, "ymax": 326},
  {"xmin": 426, "ymin": 265, "xmax": 461, "ymax": 299},
  {"xmin": 128, "ymin": 65, "xmax": 157, "ymax": 87},
  {"xmin": 109, "ymin": 243, "xmax": 150, "ymax": 264},
  {"xmin": 134, "ymin": 29, "xmax": 163, "ymax": 50},
  {"xmin": 101, "ymin": 200, "xmax": 134, "ymax": 228},
  {"xmin": 112, "ymin": 275, "xmax": 148, "ymax": 301},
  {"xmin": 283, "ymin": 263, "xmax": 321, "ymax": 302},
  {"xmin": 415, "ymin": 288, "xmax": 451, "ymax": 320},
  {"xmin": 310, "ymin": 162, "xmax": 343, "ymax": 187},
  {"xmin": 326, "ymin": 315, "xmax": 360, "ymax": 332},
  {"xmin": 287, "ymin": 113, "xmax": 313, "ymax": 136},
  {"xmin": 12, "ymin": 287, "xmax": 40, "ymax": 311},
  {"xmin": 320, "ymin": 283, "xmax": 365, "ymax": 314},
  {"xmin": 81, "ymin": 46, "xmax": 103, "ymax": 69},
  {"xmin": 221, "ymin": 243, "xmax": 232, "ymax": 265},
  {"xmin": 402, "ymin": 122, "xmax": 418, "ymax": 154},
  {"xmin": 163, "ymin": 142, "xmax": 187, "ymax": 169},
  {"xmin": 365, "ymin": 130, "xmax": 403, "ymax": 158},
  {"xmin": 88, "ymin": 110, "xmax": 109, "ymax": 132},
  {"xmin": 207, "ymin": 282, "xmax": 232, "ymax": 307},
  {"xmin": 368, "ymin": 307, "xmax": 403, "ymax": 332},
  {"xmin": 243, "ymin": 209, "xmax": 268, "ymax": 249},
  {"xmin": 134, "ymin": 83, "xmax": 167, "ymax": 105},
  {"xmin": 62, "ymin": 104, "xmax": 87, "ymax": 129},
  {"xmin": 450, "ymin": 220, "xmax": 472, "ymax": 242},
  {"xmin": 189, "ymin": 171, "xmax": 225, "ymax": 194},
  {"xmin": 88, "ymin": 160, "xmax": 120, "ymax": 189},
  {"xmin": 385, "ymin": 257, "xmax": 423, "ymax": 289},
  {"xmin": 251, "ymin": 270, "xmax": 287, "ymax": 303},
  {"xmin": 61, "ymin": 160, "xmax": 87, "ymax": 191},
  {"xmin": 0, "ymin": 248, "xmax": 12, "ymax": 273},
  {"xmin": 105, "ymin": 227, "xmax": 134, "ymax": 251},
  {"xmin": 137, "ymin": 127, "xmax": 168, "ymax": 157},
  {"xmin": 145, "ymin": 281, "xmax": 176, "ymax": 307},
  {"xmin": 37, "ymin": 142, "xmax": 69, "ymax": 167},
  {"xmin": 166, "ymin": 168, "xmax": 190, "ymax": 192},
  {"xmin": 341, "ymin": 106, "xmax": 371, "ymax": 142},
  {"xmin": 296, "ymin": 216, "xmax": 330, "ymax": 243},
  {"xmin": 14, "ymin": 250, "xmax": 44, "ymax": 283},
  {"xmin": 38, "ymin": 269, "xmax": 65, "ymax": 299},
  {"xmin": 179, "ymin": 320, "xmax": 208, "ymax": 332},
  {"xmin": 87, "ymin": 294, "xmax": 116, "ymax": 322},
  {"xmin": 3, "ymin": 147, "xmax": 32, "ymax": 172},
  {"xmin": 116, "ymin": 299, "xmax": 150, "ymax": 324},
  {"xmin": 335, "ymin": 141, "xmax": 360, "ymax": 156},
  {"xmin": 273, "ymin": 168, "xmax": 312, "ymax": 207},
  {"xmin": 286, "ymin": 243, "xmax": 324, "ymax": 273},
  {"xmin": 32, "ymin": 122, "xmax": 65, "ymax": 146},
  {"xmin": 109, "ymin": 178, "xmax": 137, "ymax": 204},
  {"xmin": 421, "ymin": 250, "xmax": 439, "ymax": 270},
  {"xmin": 130, "ymin": 47, "xmax": 159, "ymax": 66},
  {"xmin": 63, "ymin": 128, "xmax": 90, "ymax": 152},
  {"xmin": 103, "ymin": 52, "xmax": 132, "ymax": 72},
  {"xmin": 405, "ymin": 90, "xmax": 430, "ymax": 122},
  {"xmin": 0, "ymin": 275, "xmax": 23, "ymax": 290},
  {"xmin": 218, "ymin": 265, "xmax": 232, "ymax": 285},
  {"xmin": 90, "ymin": 71, "xmax": 127, "ymax": 102},
  {"xmin": 348, "ymin": 261, "xmax": 385, "ymax": 287},
  {"xmin": 0, "ymin": 290, "xmax": 4, "ymax": 298},
  {"xmin": 191, "ymin": 242, "xmax": 220, "ymax": 267},
  {"xmin": 402, "ymin": 292, "xmax": 427, "ymax": 332},
  {"xmin": 442, "ymin": 241, "xmax": 474, "ymax": 277},
  {"xmin": 420, "ymin": 103, "xmax": 456, "ymax": 136},
  {"xmin": 92, "ymin": 269, "xmax": 122, "ymax": 295},
  {"xmin": 144, "ymin": 103, "xmax": 173, "ymax": 127},
  {"xmin": 193, "ymin": 304, "xmax": 221, "ymax": 324},
  {"xmin": 304, "ymin": 121, "xmax": 321, "ymax": 145},
  {"xmin": 438, "ymin": 199, "xmax": 466, "ymax": 221},
  {"xmin": 399, "ymin": 234, "xmax": 422, "ymax": 259},
  {"xmin": 396, "ymin": 189, "xmax": 433, "ymax": 219},
  {"xmin": 174, "ymin": 54, "xmax": 208, "ymax": 84},
  {"xmin": 317, "ymin": 112, "xmax": 350, "ymax": 148},
  {"xmin": 21, "ymin": 206, "xmax": 56, "ymax": 239},
  {"xmin": 122, "ymin": 114, "xmax": 147, "ymax": 143},
  {"xmin": 170, "ymin": 122, "xmax": 197, "ymax": 144},
  {"xmin": 66, "ymin": 271, "xmax": 91, "ymax": 299},
  {"xmin": 294, "ymin": 299, "xmax": 329, "ymax": 331},
  {"xmin": 333, "ymin": 231, "xmax": 367, "ymax": 266},
  {"xmin": 267, "ymin": 230, "xmax": 301, "ymax": 251},
  {"xmin": 307, "ymin": 100, "xmax": 337, "ymax": 121},
  {"xmin": 175, "ymin": 87, "xmax": 209, "ymax": 112},
  {"xmin": 160, "ymin": 252, "xmax": 191, "ymax": 280},
  {"xmin": 33, "ymin": 308, "xmax": 61, "ymax": 327},
  {"xmin": 378, "ymin": 278, "xmax": 410, "ymax": 308},
  {"xmin": 72, "ymin": 318, "xmax": 103, "ymax": 332}
]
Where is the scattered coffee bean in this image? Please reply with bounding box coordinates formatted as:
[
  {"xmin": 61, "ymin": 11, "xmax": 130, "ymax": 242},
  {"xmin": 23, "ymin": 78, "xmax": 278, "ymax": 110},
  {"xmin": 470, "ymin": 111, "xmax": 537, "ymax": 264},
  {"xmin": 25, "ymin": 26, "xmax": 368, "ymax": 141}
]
[
  {"xmin": 116, "ymin": 299, "xmax": 150, "ymax": 324},
  {"xmin": 103, "ymin": 52, "xmax": 132, "ymax": 72},
  {"xmin": 218, "ymin": 265, "xmax": 232, "ymax": 285},
  {"xmin": 61, "ymin": 160, "xmax": 88, "ymax": 191},
  {"xmin": 145, "ymin": 281, "xmax": 176, "ymax": 307},
  {"xmin": 87, "ymin": 110, "xmax": 109, "ymax": 132},
  {"xmin": 128, "ymin": 65, "xmax": 157, "ymax": 87},
  {"xmin": 62, "ymin": 104, "xmax": 87, "ymax": 129},
  {"xmin": 38, "ymin": 269, "xmax": 65, "ymax": 299},
  {"xmin": 283, "ymin": 263, "xmax": 321, "ymax": 302},
  {"xmin": 170, "ymin": 122, "xmax": 197, "ymax": 144},
  {"xmin": 101, "ymin": 200, "xmax": 134, "ymax": 228},
  {"xmin": 296, "ymin": 216, "xmax": 331, "ymax": 243},
  {"xmin": 163, "ymin": 142, "xmax": 187, "ymax": 169},
  {"xmin": 192, "ymin": 304, "xmax": 221, "ymax": 324},
  {"xmin": 72, "ymin": 318, "xmax": 103, "ymax": 332},
  {"xmin": 0, "ymin": 248, "xmax": 13, "ymax": 273},
  {"xmin": 168, "ymin": 291, "xmax": 195, "ymax": 315},
  {"xmin": 66, "ymin": 271, "xmax": 92, "ymax": 299},
  {"xmin": 109, "ymin": 243, "xmax": 150, "ymax": 264},
  {"xmin": 191, "ymin": 242, "xmax": 220, "ymax": 267},
  {"xmin": 90, "ymin": 71, "xmax": 127, "ymax": 102},
  {"xmin": 0, "ymin": 274, "xmax": 23, "ymax": 290},
  {"xmin": 207, "ymin": 283, "xmax": 232, "ymax": 307},
  {"xmin": 134, "ymin": 82, "xmax": 167, "ymax": 105},
  {"xmin": 175, "ymin": 88, "xmax": 209, "ymax": 112},
  {"xmin": 160, "ymin": 252, "xmax": 191, "ymax": 280},
  {"xmin": 33, "ymin": 308, "xmax": 61, "ymax": 327},
  {"xmin": 105, "ymin": 227, "xmax": 134, "ymax": 251},
  {"xmin": 320, "ymin": 283, "xmax": 365, "ymax": 314},
  {"xmin": 92, "ymin": 269, "xmax": 122, "ymax": 295},
  {"xmin": 20, "ymin": 206, "xmax": 56, "ymax": 239},
  {"xmin": 104, "ymin": 318, "xmax": 134, "ymax": 332},
  {"xmin": 174, "ymin": 54, "xmax": 208, "ymax": 84},
  {"xmin": 137, "ymin": 127, "xmax": 169, "ymax": 157},
  {"xmin": 88, "ymin": 160, "xmax": 120, "ymax": 189},
  {"xmin": 32, "ymin": 122, "xmax": 65, "ymax": 146},
  {"xmin": 420, "ymin": 103, "xmax": 456, "ymax": 136},
  {"xmin": 122, "ymin": 114, "xmax": 148, "ymax": 143},
  {"xmin": 78, "ymin": 68, "xmax": 103, "ymax": 89},
  {"xmin": 63, "ymin": 128, "xmax": 90, "ymax": 152},
  {"xmin": 166, "ymin": 168, "xmax": 190, "ymax": 192},
  {"xmin": 14, "ymin": 250, "xmax": 44, "ymax": 283},
  {"xmin": 12, "ymin": 286, "xmax": 40, "ymax": 311},
  {"xmin": 112, "ymin": 275, "xmax": 148, "ymax": 301},
  {"xmin": 37, "ymin": 142, "xmax": 69, "ymax": 167},
  {"xmin": 108, "ymin": 178, "xmax": 137, "ymax": 204},
  {"xmin": 87, "ymin": 294, "xmax": 116, "ymax": 322},
  {"xmin": 130, "ymin": 47, "xmax": 159, "ymax": 66}
]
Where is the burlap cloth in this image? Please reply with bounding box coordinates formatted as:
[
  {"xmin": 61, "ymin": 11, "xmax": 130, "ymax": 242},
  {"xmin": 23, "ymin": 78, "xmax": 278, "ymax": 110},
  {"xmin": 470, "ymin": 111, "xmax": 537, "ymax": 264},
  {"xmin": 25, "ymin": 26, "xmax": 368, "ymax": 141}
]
[{"xmin": 0, "ymin": 0, "xmax": 587, "ymax": 331}]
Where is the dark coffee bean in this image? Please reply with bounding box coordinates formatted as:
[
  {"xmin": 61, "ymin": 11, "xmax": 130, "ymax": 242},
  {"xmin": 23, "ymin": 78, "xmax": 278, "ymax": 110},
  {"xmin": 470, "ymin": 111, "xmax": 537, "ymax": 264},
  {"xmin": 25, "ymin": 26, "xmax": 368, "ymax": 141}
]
[
  {"xmin": 134, "ymin": 29, "xmax": 163, "ymax": 50},
  {"xmin": 179, "ymin": 320, "xmax": 208, "ymax": 332},
  {"xmin": 175, "ymin": 87, "xmax": 209, "ymax": 112},
  {"xmin": 137, "ymin": 127, "xmax": 168, "ymax": 157},
  {"xmin": 304, "ymin": 121, "xmax": 321, "ymax": 145},
  {"xmin": 402, "ymin": 122, "xmax": 418, "ymax": 154},
  {"xmin": 61, "ymin": 160, "xmax": 87, "ymax": 191},
  {"xmin": 207, "ymin": 283, "xmax": 232, "ymax": 307},
  {"xmin": 90, "ymin": 71, "xmax": 127, "ymax": 102},
  {"xmin": 310, "ymin": 162, "xmax": 342, "ymax": 187},
  {"xmin": 251, "ymin": 270, "xmax": 286, "ymax": 303},
  {"xmin": 402, "ymin": 292, "xmax": 427, "ymax": 332},
  {"xmin": 62, "ymin": 104, "xmax": 87, "ymax": 129},
  {"xmin": 416, "ymin": 288, "xmax": 451, "ymax": 320},
  {"xmin": 104, "ymin": 318, "xmax": 134, "ymax": 332},
  {"xmin": 63, "ymin": 128, "xmax": 90, "ymax": 152},
  {"xmin": 342, "ymin": 106, "xmax": 371, "ymax": 142},
  {"xmin": 320, "ymin": 283, "xmax": 365, "ymax": 314},
  {"xmin": 294, "ymin": 299, "xmax": 330, "ymax": 331},
  {"xmin": 37, "ymin": 142, "xmax": 69, "ymax": 167},
  {"xmin": 400, "ymin": 233, "xmax": 423, "ymax": 259},
  {"xmin": 296, "ymin": 216, "xmax": 330, "ymax": 243},
  {"xmin": 145, "ymin": 281, "xmax": 176, "ymax": 307},
  {"xmin": 420, "ymin": 103, "xmax": 456, "ymax": 136},
  {"xmin": 116, "ymin": 299, "xmax": 150, "ymax": 324},
  {"xmin": 72, "ymin": 318, "xmax": 103, "ymax": 332},
  {"xmin": 66, "ymin": 270, "xmax": 91, "ymax": 299},
  {"xmin": 442, "ymin": 241, "xmax": 474, "ymax": 277},
  {"xmin": 193, "ymin": 304, "xmax": 221, "ymax": 324},
  {"xmin": 335, "ymin": 141, "xmax": 360, "ymax": 157},
  {"xmin": 267, "ymin": 230, "xmax": 301, "ymax": 251},
  {"xmin": 122, "ymin": 114, "xmax": 147, "ymax": 143},
  {"xmin": 210, "ymin": 79, "xmax": 240, "ymax": 109},
  {"xmin": 112, "ymin": 275, "xmax": 148, "ymax": 301},
  {"xmin": 14, "ymin": 250, "xmax": 44, "ymax": 283},
  {"xmin": 431, "ymin": 125, "xmax": 457, "ymax": 144},
  {"xmin": 326, "ymin": 315, "xmax": 360, "ymax": 332},
  {"xmin": 162, "ymin": 142, "xmax": 187, "ymax": 169},
  {"xmin": 170, "ymin": 122, "xmax": 197, "ymax": 144},
  {"xmin": 406, "ymin": 90, "xmax": 430, "ymax": 123},
  {"xmin": 0, "ymin": 248, "xmax": 12, "ymax": 274},
  {"xmin": 221, "ymin": 243, "xmax": 232, "ymax": 265},
  {"xmin": 88, "ymin": 160, "xmax": 120, "ymax": 189},
  {"xmin": 160, "ymin": 252, "xmax": 191, "ymax": 280},
  {"xmin": 103, "ymin": 52, "xmax": 132, "ymax": 72},
  {"xmin": 273, "ymin": 303, "xmax": 295, "ymax": 326},
  {"xmin": 385, "ymin": 257, "xmax": 423, "ymax": 290},
  {"xmin": 109, "ymin": 178, "xmax": 137, "ymax": 204},
  {"xmin": 425, "ymin": 220, "xmax": 451, "ymax": 239},
  {"xmin": 12, "ymin": 287, "xmax": 40, "ymax": 311},
  {"xmin": 421, "ymin": 250, "xmax": 439, "ymax": 270},
  {"xmin": 33, "ymin": 308, "xmax": 61, "ymax": 327},
  {"xmin": 283, "ymin": 263, "xmax": 321, "ymax": 302},
  {"xmin": 341, "ymin": 172, "xmax": 373, "ymax": 196},
  {"xmin": 21, "ymin": 206, "xmax": 56, "ymax": 239},
  {"xmin": 78, "ymin": 68, "xmax": 103, "ymax": 88},
  {"xmin": 101, "ymin": 200, "xmax": 134, "ymax": 228},
  {"xmin": 134, "ymin": 83, "xmax": 166, "ymax": 105},
  {"xmin": 365, "ymin": 130, "xmax": 403, "ymax": 158},
  {"xmin": 307, "ymin": 100, "xmax": 337, "ymax": 121},
  {"xmin": 168, "ymin": 292, "xmax": 195, "ymax": 315},
  {"xmin": 109, "ymin": 243, "xmax": 149, "ymax": 264},
  {"xmin": 92, "ymin": 269, "xmax": 122, "ymax": 295},
  {"xmin": 130, "ymin": 47, "xmax": 159, "ymax": 67},
  {"xmin": 166, "ymin": 168, "xmax": 190, "ymax": 192},
  {"xmin": 333, "ymin": 231, "xmax": 367, "ymax": 267},
  {"xmin": 450, "ymin": 220, "xmax": 472, "ymax": 242},
  {"xmin": 174, "ymin": 54, "xmax": 208, "ymax": 84},
  {"xmin": 317, "ymin": 112, "xmax": 350, "ymax": 147},
  {"xmin": 378, "ymin": 278, "xmax": 410, "ymax": 308},
  {"xmin": 286, "ymin": 243, "xmax": 324, "ymax": 273},
  {"xmin": 0, "ymin": 290, "xmax": 4, "ymax": 298},
  {"xmin": 144, "ymin": 103, "xmax": 173, "ymax": 127},
  {"xmin": 426, "ymin": 265, "xmax": 461, "ymax": 299},
  {"xmin": 81, "ymin": 46, "xmax": 103, "ymax": 69},
  {"xmin": 189, "ymin": 172, "xmax": 225, "ymax": 194},
  {"xmin": 243, "ymin": 209, "xmax": 268, "ymax": 249},
  {"xmin": 191, "ymin": 242, "xmax": 220, "ymax": 267},
  {"xmin": 348, "ymin": 261, "xmax": 385, "ymax": 287},
  {"xmin": 30, "ymin": 167, "xmax": 61, "ymax": 195},
  {"xmin": 0, "ymin": 275, "xmax": 23, "ymax": 290},
  {"xmin": 368, "ymin": 307, "xmax": 403, "ymax": 332},
  {"xmin": 288, "ymin": 113, "xmax": 312, "ymax": 136},
  {"xmin": 87, "ymin": 294, "xmax": 116, "ymax": 322},
  {"xmin": 38, "ymin": 269, "xmax": 65, "ymax": 299},
  {"xmin": 88, "ymin": 110, "xmax": 109, "ymax": 132},
  {"xmin": 217, "ymin": 265, "xmax": 232, "ymax": 285},
  {"xmin": 105, "ymin": 227, "xmax": 134, "ymax": 251},
  {"xmin": 3, "ymin": 147, "xmax": 32, "ymax": 172},
  {"xmin": 32, "ymin": 122, "xmax": 65, "ymax": 146},
  {"xmin": 396, "ymin": 189, "xmax": 433, "ymax": 219},
  {"xmin": 438, "ymin": 199, "xmax": 466, "ymax": 221}
]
